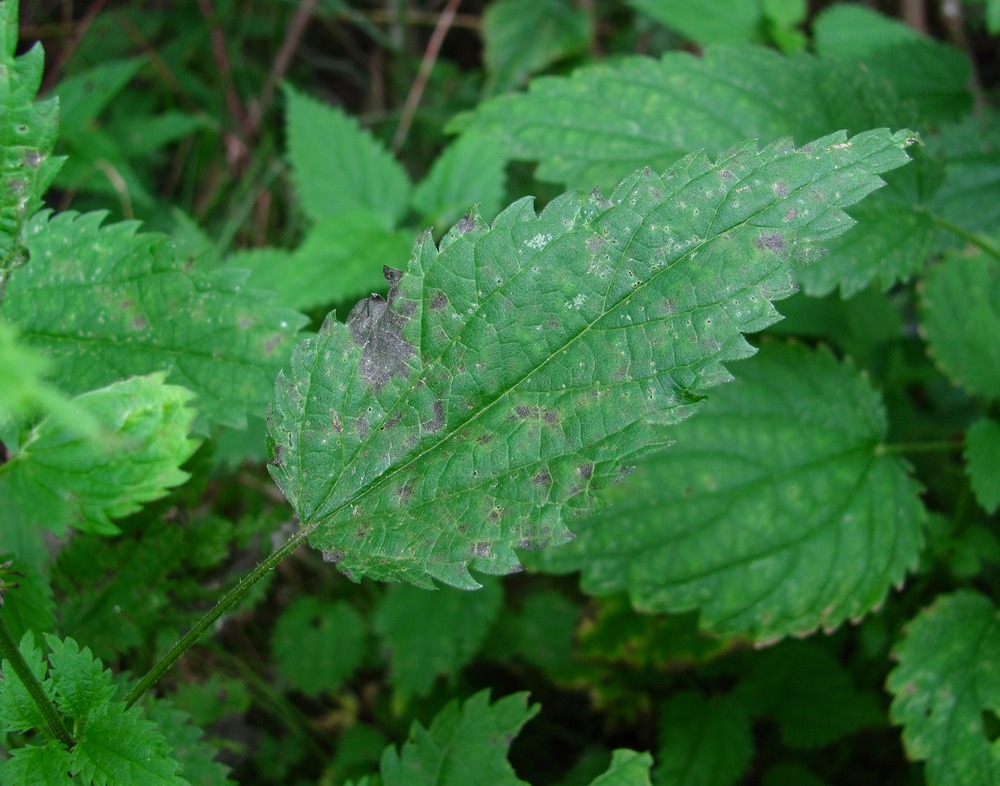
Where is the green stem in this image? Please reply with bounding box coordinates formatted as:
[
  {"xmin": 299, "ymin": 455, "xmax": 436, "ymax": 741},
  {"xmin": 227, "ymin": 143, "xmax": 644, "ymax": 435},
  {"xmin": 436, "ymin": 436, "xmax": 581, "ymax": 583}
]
[
  {"xmin": 125, "ymin": 523, "xmax": 316, "ymax": 708},
  {"xmin": 0, "ymin": 612, "xmax": 75, "ymax": 748},
  {"xmin": 878, "ymin": 439, "xmax": 963, "ymax": 456},
  {"xmin": 923, "ymin": 209, "xmax": 1000, "ymax": 262}
]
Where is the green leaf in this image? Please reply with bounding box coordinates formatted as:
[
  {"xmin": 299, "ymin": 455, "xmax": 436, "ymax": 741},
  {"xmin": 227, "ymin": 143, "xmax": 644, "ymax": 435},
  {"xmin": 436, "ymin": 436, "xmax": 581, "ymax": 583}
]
[
  {"xmin": 990, "ymin": 0, "xmax": 1000, "ymax": 33},
  {"xmin": 653, "ymin": 691, "xmax": 752, "ymax": 786},
  {"xmin": 813, "ymin": 4, "xmax": 972, "ymax": 126},
  {"xmin": 888, "ymin": 591, "xmax": 1000, "ymax": 786},
  {"xmin": 379, "ymin": 690, "xmax": 539, "ymax": 786},
  {"xmin": 734, "ymin": 640, "xmax": 883, "ymax": 748},
  {"xmin": 0, "ymin": 631, "xmax": 50, "ymax": 734},
  {"xmin": 484, "ymin": 590, "xmax": 579, "ymax": 676},
  {"xmin": 51, "ymin": 58, "xmax": 143, "ymax": 133},
  {"xmin": 284, "ymin": 83, "xmax": 411, "ymax": 227},
  {"xmin": 268, "ymin": 129, "xmax": 916, "ymax": 588},
  {"xmin": 44, "ymin": 634, "xmax": 116, "ymax": 721},
  {"xmin": 921, "ymin": 250, "xmax": 1000, "ymax": 400},
  {"xmin": 0, "ymin": 373, "xmax": 199, "ymax": 536},
  {"xmin": 461, "ymin": 47, "xmax": 910, "ymax": 192},
  {"xmin": 792, "ymin": 159, "xmax": 938, "ymax": 297},
  {"xmin": 539, "ymin": 343, "xmax": 925, "ymax": 641},
  {"xmin": 628, "ymin": 0, "xmax": 762, "ymax": 44},
  {"xmin": 0, "ymin": 0, "xmax": 60, "ymax": 276},
  {"xmin": 412, "ymin": 131, "xmax": 507, "ymax": 231},
  {"xmin": 72, "ymin": 701, "xmax": 186, "ymax": 786},
  {"xmin": 482, "ymin": 0, "xmax": 591, "ymax": 94},
  {"xmin": 0, "ymin": 556, "xmax": 55, "ymax": 643},
  {"xmin": 0, "ymin": 743, "xmax": 75, "ymax": 786},
  {"xmin": 141, "ymin": 697, "xmax": 236, "ymax": 786},
  {"xmin": 965, "ymin": 418, "xmax": 1000, "ymax": 514},
  {"xmin": 233, "ymin": 211, "xmax": 416, "ymax": 312},
  {"xmin": 373, "ymin": 579, "xmax": 503, "ymax": 701},
  {"xmin": 3, "ymin": 211, "xmax": 307, "ymax": 429},
  {"xmin": 588, "ymin": 749, "xmax": 653, "ymax": 786},
  {"xmin": 272, "ymin": 597, "xmax": 367, "ymax": 696}
]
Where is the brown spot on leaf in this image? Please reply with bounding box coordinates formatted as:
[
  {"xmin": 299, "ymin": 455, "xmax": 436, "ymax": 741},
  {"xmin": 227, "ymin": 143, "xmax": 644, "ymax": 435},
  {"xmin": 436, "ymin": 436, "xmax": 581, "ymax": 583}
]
[
  {"xmin": 346, "ymin": 266, "xmax": 415, "ymax": 391},
  {"xmin": 456, "ymin": 215, "xmax": 477, "ymax": 234},
  {"xmin": 477, "ymin": 433, "xmax": 492, "ymax": 445}
]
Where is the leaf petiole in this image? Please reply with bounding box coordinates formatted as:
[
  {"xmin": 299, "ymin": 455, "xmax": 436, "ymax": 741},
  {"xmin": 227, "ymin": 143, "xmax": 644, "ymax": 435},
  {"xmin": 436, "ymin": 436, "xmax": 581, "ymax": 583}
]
[
  {"xmin": 124, "ymin": 522, "xmax": 317, "ymax": 707},
  {"xmin": 0, "ymin": 611, "xmax": 75, "ymax": 748},
  {"xmin": 877, "ymin": 439, "xmax": 963, "ymax": 456}
]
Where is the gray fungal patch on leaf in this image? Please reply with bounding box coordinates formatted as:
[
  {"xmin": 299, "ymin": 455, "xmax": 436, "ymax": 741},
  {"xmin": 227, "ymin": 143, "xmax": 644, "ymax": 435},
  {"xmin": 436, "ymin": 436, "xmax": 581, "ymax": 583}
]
[
  {"xmin": 755, "ymin": 232, "xmax": 786, "ymax": 253},
  {"xmin": 772, "ymin": 182, "xmax": 789, "ymax": 197},
  {"xmin": 321, "ymin": 549, "xmax": 345, "ymax": 564},
  {"xmin": 270, "ymin": 443, "xmax": 284, "ymax": 467},
  {"xmin": 577, "ymin": 463, "xmax": 594, "ymax": 480},
  {"xmin": 456, "ymin": 215, "xmax": 478, "ymax": 235},
  {"xmin": 23, "ymin": 149, "xmax": 41, "ymax": 168},
  {"xmin": 346, "ymin": 266, "xmax": 416, "ymax": 391},
  {"xmin": 330, "ymin": 410, "xmax": 343, "ymax": 433},
  {"xmin": 423, "ymin": 400, "xmax": 445, "ymax": 433},
  {"xmin": 543, "ymin": 410, "xmax": 559, "ymax": 426},
  {"xmin": 472, "ymin": 542, "xmax": 491, "ymax": 557},
  {"xmin": 430, "ymin": 291, "xmax": 448, "ymax": 309},
  {"xmin": 533, "ymin": 468, "xmax": 552, "ymax": 487},
  {"xmin": 397, "ymin": 484, "xmax": 413, "ymax": 504},
  {"xmin": 357, "ymin": 416, "xmax": 370, "ymax": 440}
]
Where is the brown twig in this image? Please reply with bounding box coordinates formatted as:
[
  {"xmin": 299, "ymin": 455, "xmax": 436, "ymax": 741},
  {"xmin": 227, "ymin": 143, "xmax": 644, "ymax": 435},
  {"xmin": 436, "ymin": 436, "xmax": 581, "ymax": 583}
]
[
  {"xmin": 391, "ymin": 0, "xmax": 463, "ymax": 153},
  {"xmin": 41, "ymin": 0, "xmax": 110, "ymax": 93},
  {"xmin": 197, "ymin": 0, "xmax": 251, "ymax": 137},
  {"xmin": 247, "ymin": 0, "xmax": 320, "ymax": 136},
  {"xmin": 366, "ymin": 8, "xmax": 479, "ymax": 29}
]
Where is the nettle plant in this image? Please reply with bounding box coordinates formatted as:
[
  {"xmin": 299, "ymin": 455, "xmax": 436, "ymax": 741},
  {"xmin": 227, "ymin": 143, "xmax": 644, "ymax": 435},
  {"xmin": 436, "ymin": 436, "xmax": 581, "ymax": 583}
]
[{"xmin": 0, "ymin": 0, "xmax": 999, "ymax": 784}]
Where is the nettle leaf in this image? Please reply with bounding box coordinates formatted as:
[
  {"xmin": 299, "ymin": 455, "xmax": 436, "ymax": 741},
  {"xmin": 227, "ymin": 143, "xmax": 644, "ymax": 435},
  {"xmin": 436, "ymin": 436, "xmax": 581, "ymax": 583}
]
[
  {"xmin": 379, "ymin": 690, "xmax": 539, "ymax": 786},
  {"xmin": 921, "ymin": 251, "xmax": 1000, "ymax": 400},
  {"xmin": 538, "ymin": 343, "xmax": 925, "ymax": 641},
  {"xmin": 141, "ymin": 698, "xmax": 235, "ymax": 786},
  {"xmin": 284, "ymin": 83, "xmax": 411, "ymax": 227},
  {"xmin": 653, "ymin": 691, "xmax": 752, "ymax": 786},
  {"xmin": 268, "ymin": 129, "xmax": 916, "ymax": 588},
  {"xmin": 461, "ymin": 46, "xmax": 910, "ymax": 193},
  {"xmin": 482, "ymin": 0, "xmax": 591, "ymax": 94},
  {"xmin": 271, "ymin": 597, "xmax": 367, "ymax": 696},
  {"xmin": 233, "ymin": 211, "xmax": 416, "ymax": 312},
  {"xmin": 813, "ymin": 4, "xmax": 972, "ymax": 126},
  {"xmin": 0, "ymin": 0, "xmax": 59, "ymax": 275},
  {"xmin": 3, "ymin": 211, "xmax": 306, "ymax": 429},
  {"xmin": 0, "ymin": 556, "xmax": 55, "ymax": 643},
  {"xmin": 0, "ymin": 743, "xmax": 74, "ymax": 786},
  {"xmin": 888, "ymin": 591, "xmax": 1000, "ymax": 786},
  {"xmin": 628, "ymin": 0, "xmax": 762, "ymax": 45},
  {"xmin": 44, "ymin": 634, "xmax": 117, "ymax": 720},
  {"xmin": 412, "ymin": 131, "xmax": 507, "ymax": 231},
  {"xmin": 73, "ymin": 701, "xmax": 186, "ymax": 786},
  {"xmin": 0, "ymin": 631, "xmax": 50, "ymax": 733},
  {"xmin": 374, "ymin": 578, "xmax": 503, "ymax": 701},
  {"xmin": 965, "ymin": 418, "xmax": 1000, "ymax": 514},
  {"xmin": 0, "ymin": 373, "xmax": 199, "ymax": 537},
  {"xmin": 589, "ymin": 750, "xmax": 653, "ymax": 786}
]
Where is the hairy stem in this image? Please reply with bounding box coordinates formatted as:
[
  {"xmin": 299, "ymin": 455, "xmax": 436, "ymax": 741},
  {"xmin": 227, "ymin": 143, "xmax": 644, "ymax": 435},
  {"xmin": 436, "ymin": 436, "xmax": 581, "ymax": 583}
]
[
  {"xmin": 0, "ymin": 612, "xmax": 75, "ymax": 748},
  {"xmin": 125, "ymin": 522, "xmax": 316, "ymax": 707}
]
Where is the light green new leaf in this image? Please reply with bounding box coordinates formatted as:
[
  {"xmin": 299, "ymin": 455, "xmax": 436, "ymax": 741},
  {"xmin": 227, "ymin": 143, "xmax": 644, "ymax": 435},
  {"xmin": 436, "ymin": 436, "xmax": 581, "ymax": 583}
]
[
  {"xmin": 921, "ymin": 251, "xmax": 1000, "ymax": 400},
  {"xmin": 268, "ymin": 129, "xmax": 916, "ymax": 588},
  {"xmin": 813, "ymin": 4, "xmax": 972, "ymax": 126},
  {"xmin": 0, "ymin": 744, "xmax": 74, "ymax": 786},
  {"xmin": 965, "ymin": 418, "xmax": 1000, "ymax": 514},
  {"xmin": 44, "ymin": 634, "xmax": 117, "ymax": 721},
  {"xmin": 539, "ymin": 344, "xmax": 925, "ymax": 641},
  {"xmin": 0, "ymin": 0, "xmax": 59, "ymax": 277},
  {"xmin": 888, "ymin": 591, "xmax": 1000, "ymax": 786},
  {"xmin": 233, "ymin": 211, "xmax": 415, "ymax": 312},
  {"xmin": 3, "ymin": 211, "xmax": 306, "ymax": 429},
  {"xmin": 482, "ymin": 0, "xmax": 591, "ymax": 95},
  {"xmin": 461, "ymin": 46, "xmax": 910, "ymax": 193},
  {"xmin": 73, "ymin": 701, "xmax": 186, "ymax": 786},
  {"xmin": 379, "ymin": 690, "xmax": 538, "ymax": 786},
  {"xmin": 653, "ymin": 691, "xmax": 752, "ymax": 786},
  {"xmin": 412, "ymin": 131, "xmax": 507, "ymax": 231},
  {"xmin": 272, "ymin": 597, "xmax": 367, "ymax": 696},
  {"xmin": 284, "ymin": 84, "xmax": 411, "ymax": 227},
  {"xmin": 374, "ymin": 579, "xmax": 503, "ymax": 701},
  {"xmin": 629, "ymin": 0, "xmax": 761, "ymax": 44},
  {"xmin": 589, "ymin": 749, "xmax": 653, "ymax": 786},
  {"xmin": 0, "ymin": 631, "xmax": 50, "ymax": 733},
  {"xmin": 0, "ymin": 373, "xmax": 199, "ymax": 537}
]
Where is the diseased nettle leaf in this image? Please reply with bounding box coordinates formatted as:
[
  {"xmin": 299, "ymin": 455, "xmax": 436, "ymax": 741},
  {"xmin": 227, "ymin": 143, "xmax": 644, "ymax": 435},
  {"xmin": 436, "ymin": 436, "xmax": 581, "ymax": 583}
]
[
  {"xmin": 268, "ymin": 129, "xmax": 916, "ymax": 588},
  {"xmin": 379, "ymin": 690, "xmax": 538, "ymax": 786},
  {"xmin": 2, "ymin": 211, "xmax": 307, "ymax": 430},
  {"xmin": 459, "ymin": 46, "xmax": 911, "ymax": 193},
  {"xmin": 921, "ymin": 250, "xmax": 1000, "ymax": 401},
  {"xmin": 0, "ymin": 0, "xmax": 60, "ymax": 281},
  {"xmin": 536, "ymin": 344, "xmax": 925, "ymax": 641},
  {"xmin": 0, "ymin": 374, "xmax": 199, "ymax": 545},
  {"xmin": 888, "ymin": 592, "xmax": 1000, "ymax": 786}
]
